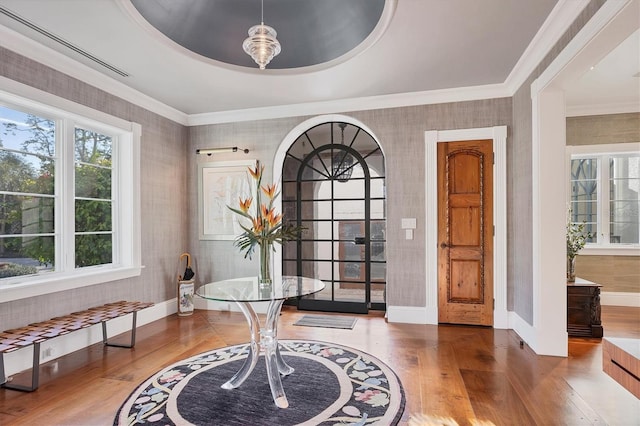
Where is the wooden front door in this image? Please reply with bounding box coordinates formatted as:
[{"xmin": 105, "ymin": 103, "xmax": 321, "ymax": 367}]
[{"xmin": 437, "ymin": 140, "xmax": 494, "ymax": 326}]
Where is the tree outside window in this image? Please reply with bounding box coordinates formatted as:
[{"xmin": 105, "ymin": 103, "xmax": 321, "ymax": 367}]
[{"xmin": 0, "ymin": 105, "xmax": 113, "ymax": 279}]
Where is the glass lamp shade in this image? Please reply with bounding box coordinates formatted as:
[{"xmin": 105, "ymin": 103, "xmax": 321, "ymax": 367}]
[{"xmin": 243, "ymin": 24, "xmax": 281, "ymax": 69}]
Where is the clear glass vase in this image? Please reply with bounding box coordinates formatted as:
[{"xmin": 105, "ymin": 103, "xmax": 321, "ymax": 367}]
[
  {"xmin": 567, "ymin": 256, "xmax": 576, "ymax": 282},
  {"xmin": 259, "ymin": 242, "xmax": 274, "ymax": 289}
]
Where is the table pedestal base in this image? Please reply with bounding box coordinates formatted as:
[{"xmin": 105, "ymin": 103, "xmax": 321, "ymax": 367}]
[{"xmin": 222, "ymin": 299, "xmax": 293, "ymax": 408}]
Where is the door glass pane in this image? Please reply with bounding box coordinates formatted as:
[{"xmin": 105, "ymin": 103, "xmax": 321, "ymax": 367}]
[
  {"xmin": 371, "ymin": 221, "xmax": 386, "ymax": 240},
  {"xmin": 334, "ymin": 179, "xmax": 364, "ymax": 199},
  {"xmin": 370, "ymin": 282, "xmax": 386, "ymax": 303},
  {"xmin": 340, "ymin": 243, "xmax": 362, "ymax": 261},
  {"xmin": 299, "ymin": 201, "xmax": 333, "ymax": 220},
  {"xmin": 339, "ymin": 222, "xmax": 362, "ymax": 240},
  {"xmin": 299, "ymin": 260, "xmax": 332, "ymax": 281},
  {"xmin": 338, "ymin": 261, "xmax": 364, "ymax": 282},
  {"xmin": 371, "ymin": 242, "xmax": 386, "ymax": 261},
  {"xmin": 333, "ymin": 282, "xmax": 366, "ymax": 302},
  {"xmin": 294, "ymin": 241, "xmax": 333, "ymax": 260},
  {"xmin": 334, "ymin": 200, "xmax": 364, "ymax": 219},
  {"xmin": 371, "ymin": 177, "xmax": 385, "ymax": 198},
  {"xmin": 371, "ymin": 262, "xmax": 386, "ymax": 281},
  {"xmin": 298, "ymin": 220, "xmax": 332, "ymax": 240},
  {"xmin": 371, "ymin": 200, "xmax": 385, "ymax": 220}
]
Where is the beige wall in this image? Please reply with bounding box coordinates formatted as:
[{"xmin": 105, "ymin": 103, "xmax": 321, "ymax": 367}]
[
  {"xmin": 0, "ymin": 46, "xmax": 189, "ymax": 330},
  {"xmin": 576, "ymin": 255, "xmax": 640, "ymax": 293},
  {"xmin": 567, "ymin": 112, "xmax": 640, "ymax": 145}
]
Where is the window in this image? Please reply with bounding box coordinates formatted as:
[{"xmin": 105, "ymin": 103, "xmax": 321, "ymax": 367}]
[
  {"xmin": 570, "ymin": 146, "xmax": 640, "ymax": 249},
  {"xmin": 0, "ymin": 87, "xmax": 141, "ymax": 302}
]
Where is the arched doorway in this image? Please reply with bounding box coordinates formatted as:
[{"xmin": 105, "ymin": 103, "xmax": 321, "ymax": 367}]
[{"xmin": 280, "ymin": 120, "xmax": 386, "ymax": 314}]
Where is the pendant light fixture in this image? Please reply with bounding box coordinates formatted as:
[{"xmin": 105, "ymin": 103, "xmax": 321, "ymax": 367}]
[
  {"xmin": 332, "ymin": 123, "xmax": 354, "ymax": 183},
  {"xmin": 242, "ymin": 0, "xmax": 281, "ymax": 70}
]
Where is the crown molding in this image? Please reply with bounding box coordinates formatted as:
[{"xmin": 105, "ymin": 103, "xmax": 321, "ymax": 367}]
[
  {"xmin": 0, "ymin": 23, "xmax": 188, "ymax": 125},
  {"xmin": 566, "ymin": 101, "xmax": 640, "ymax": 117},
  {"xmin": 504, "ymin": 0, "xmax": 591, "ymax": 95},
  {"xmin": 187, "ymin": 83, "xmax": 511, "ymax": 125}
]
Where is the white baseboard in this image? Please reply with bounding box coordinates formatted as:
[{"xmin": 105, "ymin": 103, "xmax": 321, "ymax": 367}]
[
  {"xmin": 509, "ymin": 311, "xmax": 568, "ymax": 357},
  {"xmin": 601, "ymin": 292, "xmax": 640, "ymax": 307},
  {"xmin": 509, "ymin": 311, "xmax": 536, "ymax": 349},
  {"xmin": 2, "ymin": 299, "xmax": 177, "ymax": 378},
  {"xmin": 386, "ymin": 305, "xmax": 437, "ymax": 324}
]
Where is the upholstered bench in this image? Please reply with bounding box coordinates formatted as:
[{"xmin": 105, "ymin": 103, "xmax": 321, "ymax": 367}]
[{"xmin": 0, "ymin": 300, "xmax": 153, "ymax": 392}]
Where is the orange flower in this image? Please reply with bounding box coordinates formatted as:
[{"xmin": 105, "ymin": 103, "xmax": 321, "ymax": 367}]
[
  {"xmin": 261, "ymin": 183, "xmax": 277, "ymax": 199},
  {"xmin": 251, "ymin": 217, "xmax": 263, "ymax": 233},
  {"xmin": 260, "ymin": 204, "xmax": 269, "ymax": 219},
  {"xmin": 248, "ymin": 164, "xmax": 264, "ymax": 180},
  {"xmin": 238, "ymin": 197, "xmax": 252, "ymax": 213},
  {"xmin": 267, "ymin": 210, "xmax": 282, "ymax": 228}
]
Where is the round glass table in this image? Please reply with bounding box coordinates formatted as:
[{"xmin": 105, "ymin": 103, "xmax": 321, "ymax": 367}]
[{"xmin": 196, "ymin": 276, "xmax": 325, "ymax": 408}]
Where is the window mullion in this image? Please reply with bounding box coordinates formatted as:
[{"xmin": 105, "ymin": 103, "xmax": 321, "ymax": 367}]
[
  {"xmin": 600, "ymin": 155, "xmax": 610, "ymax": 245},
  {"xmin": 62, "ymin": 119, "xmax": 76, "ymax": 271},
  {"xmin": 111, "ymin": 134, "xmax": 120, "ymax": 266}
]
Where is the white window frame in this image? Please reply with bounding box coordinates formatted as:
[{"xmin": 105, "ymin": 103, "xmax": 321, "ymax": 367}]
[
  {"xmin": 566, "ymin": 142, "xmax": 640, "ymax": 256},
  {"xmin": 0, "ymin": 79, "xmax": 141, "ymax": 303}
]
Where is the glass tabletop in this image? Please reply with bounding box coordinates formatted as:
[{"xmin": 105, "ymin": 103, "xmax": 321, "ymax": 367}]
[{"xmin": 196, "ymin": 276, "xmax": 325, "ymax": 303}]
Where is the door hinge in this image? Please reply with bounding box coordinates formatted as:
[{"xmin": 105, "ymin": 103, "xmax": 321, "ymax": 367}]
[
  {"xmin": 493, "ymin": 152, "xmax": 495, "ymax": 164},
  {"xmin": 493, "ymin": 225, "xmax": 495, "ymax": 236},
  {"xmin": 493, "ymin": 298, "xmax": 495, "ymax": 311}
]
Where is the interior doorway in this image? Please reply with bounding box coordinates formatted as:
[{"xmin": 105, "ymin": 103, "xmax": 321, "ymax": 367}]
[{"xmin": 280, "ymin": 121, "xmax": 386, "ymax": 314}]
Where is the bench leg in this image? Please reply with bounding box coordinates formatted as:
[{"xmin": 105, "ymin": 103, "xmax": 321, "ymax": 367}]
[
  {"xmin": 102, "ymin": 311, "xmax": 138, "ymax": 348},
  {"xmin": 0, "ymin": 342, "xmax": 41, "ymax": 392}
]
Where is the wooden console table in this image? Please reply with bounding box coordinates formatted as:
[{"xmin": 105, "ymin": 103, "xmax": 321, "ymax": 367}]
[{"xmin": 567, "ymin": 277, "xmax": 603, "ymax": 338}]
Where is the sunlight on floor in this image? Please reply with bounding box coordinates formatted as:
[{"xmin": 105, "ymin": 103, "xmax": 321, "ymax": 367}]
[{"xmin": 408, "ymin": 413, "xmax": 496, "ymax": 426}]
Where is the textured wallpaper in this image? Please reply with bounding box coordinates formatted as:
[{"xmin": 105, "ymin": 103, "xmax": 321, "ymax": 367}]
[
  {"xmin": 189, "ymin": 99, "xmax": 512, "ymax": 308},
  {"xmin": 0, "ymin": 46, "xmax": 189, "ymax": 330}
]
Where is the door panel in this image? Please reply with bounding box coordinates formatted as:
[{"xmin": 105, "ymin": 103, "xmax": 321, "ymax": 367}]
[{"xmin": 438, "ymin": 139, "xmax": 493, "ymax": 326}]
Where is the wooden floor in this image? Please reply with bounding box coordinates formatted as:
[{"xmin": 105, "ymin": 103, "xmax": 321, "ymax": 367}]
[{"xmin": 1, "ymin": 305, "xmax": 638, "ymax": 425}]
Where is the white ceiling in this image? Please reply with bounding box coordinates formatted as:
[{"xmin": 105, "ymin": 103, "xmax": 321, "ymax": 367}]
[{"xmin": 0, "ymin": 0, "xmax": 638, "ymax": 124}]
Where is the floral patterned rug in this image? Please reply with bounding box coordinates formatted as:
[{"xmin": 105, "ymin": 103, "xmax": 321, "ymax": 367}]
[{"xmin": 114, "ymin": 340, "xmax": 405, "ymax": 425}]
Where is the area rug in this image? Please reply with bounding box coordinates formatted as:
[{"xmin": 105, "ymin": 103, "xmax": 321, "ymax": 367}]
[
  {"xmin": 114, "ymin": 340, "xmax": 405, "ymax": 425},
  {"xmin": 293, "ymin": 314, "xmax": 358, "ymax": 329}
]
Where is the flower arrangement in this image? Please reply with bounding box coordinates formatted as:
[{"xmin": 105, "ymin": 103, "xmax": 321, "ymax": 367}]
[
  {"xmin": 566, "ymin": 209, "xmax": 592, "ymax": 259},
  {"xmin": 566, "ymin": 207, "xmax": 593, "ymax": 282},
  {"xmin": 227, "ymin": 163, "xmax": 303, "ymax": 284}
]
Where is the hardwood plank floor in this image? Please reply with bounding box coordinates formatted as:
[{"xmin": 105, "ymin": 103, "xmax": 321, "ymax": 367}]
[{"xmin": 0, "ymin": 306, "xmax": 638, "ymax": 425}]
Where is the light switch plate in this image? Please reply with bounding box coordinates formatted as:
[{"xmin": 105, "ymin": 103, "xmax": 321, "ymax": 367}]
[{"xmin": 401, "ymin": 218, "xmax": 417, "ymax": 229}]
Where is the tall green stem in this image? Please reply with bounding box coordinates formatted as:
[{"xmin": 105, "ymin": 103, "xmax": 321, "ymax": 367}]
[{"xmin": 259, "ymin": 242, "xmax": 272, "ymax": 286}]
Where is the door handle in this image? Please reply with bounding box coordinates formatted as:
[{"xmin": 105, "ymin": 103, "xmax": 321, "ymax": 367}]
[
  {"xmin": 440, "ymin": 242, "xmax": 449, "ymax": 249},
  {"xmin": 354, "ymin": 237, "xmax": 366, "ymax": 245}
]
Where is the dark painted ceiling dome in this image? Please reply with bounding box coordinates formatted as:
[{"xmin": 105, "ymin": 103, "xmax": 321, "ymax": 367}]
[{"xmin": 130, "ymin": 0, "xmax": 386, "ymax": 69}]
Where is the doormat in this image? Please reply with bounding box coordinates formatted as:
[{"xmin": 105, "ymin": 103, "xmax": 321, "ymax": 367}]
[{"xmin": 293, "ymin": 314, "xmax": 357, "ymax": 329}]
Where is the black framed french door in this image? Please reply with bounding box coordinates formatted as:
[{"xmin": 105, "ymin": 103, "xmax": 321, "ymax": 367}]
[{"xmin": 281, "ymin": 122, "xmax": 386, "ymax": 314}]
